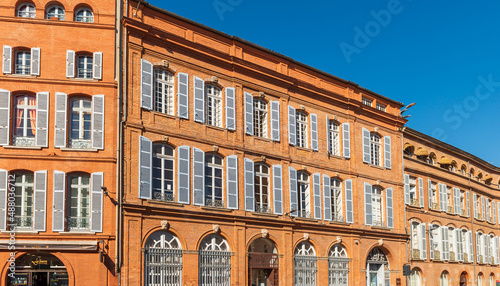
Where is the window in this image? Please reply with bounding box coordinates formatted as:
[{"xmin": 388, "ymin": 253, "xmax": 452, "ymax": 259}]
[
  {"xmin": 489, "ymin": 274, "xmax": 495, "ymax": 286},
  {"xmin": 370, "ymin": 133, "xmax": 381, "ymax": 166},
  {"xmin": 448, "ymin": 227, "xmax": 455, "ymax": 261},
  {"xmin": 376, "ymin": 103, "xmax": 386, "ymax": 112},
  {"xmin": 67, "ymin": 174, "xmax": 90, "ymax": 231},
  {"xmin": 440, "ymin": 272, "xmax": 448, "ymax": 286},
  {"xmin": 294, "ymin": 242, "xmax": 317, "ymax": 286},
  {"xmin": 69, "ymin": 97, "xmax": 92, "ymax": 149},
  {"xmin": 205, "ymin": 85, "xmax": 222, "ymax": 127},
  {"xmin": 199, "ymin": 235, "xmax": 230, "ymax": 286},
  {"xmin": 409, "ymin": 177, "xmax": 417, "ymax": 206},
  {"xmin": 77, "ymin": 54, "xmax": 93, "ymax": 79},
  {"xmin": 152, "ymin": 144, "xmax": 174, "ymax": 202},
  {"xmin": 331, "ymin": 178, "xmax": 343, "ymax": 222},
  {"xmin": 297, "ymin": 172, "xmax": 310, "ymax": 218},
  {"xmin": 410, "ymin": 222, "xmax": 427, "ymax": 260},
  {"xmin": 15, "ymin": 50, "xmax": 31, "ymax": 75},
  {"xmin": 372, "ymin": 186, "xmax": 384, "ymax": 226},
  {"xmin": 13, "ymin": 95, "xmax": 36, "ymax": 146},
  {"xmin": 75, "ymin": 7, "xmax": 94, "ymax": 22},
  {"xmin": 478, "ymin": 273, "xmax": 484, "ymax": 286},
  {"xmin": 17, "ymin": 3, "xmax": 36, "ymax": 18},
  {"xmin": 428, "ymin": 153, "xmax": 436, "ymax": 165},
  {"xmin": 362, "ymin": 97, "xmax": 372, "ymax": 107},
  {"xmin": 409, "ymin": 269, "xmax": 421, "ymax": 286},
  {"xmin": 460, "ymin": 191, "xmax": 466, "ymax": 216},
  {"xmin": 328, "ymin": 121, "xmax": 340, "ymax": 156},
  {"xmin": 477, "ymin": 232, "xmax": 485, "ymax": 264},
  {"xmin": 429, "ymin": 224, "xmax": 440, "ymax": 260},
  {"xmin": 253, "ymin": 99, "xmax": 268, "ymax": 138},
  {"xmin": 328, "ymin": 244, "xmax": 348, "ymax": 286},
  {"xmin": 46, "ymin": 5, "xmax": 65, "ymax": 20},
  {"xmin": 205, "ymin": 154, "xmax": 223, "ymax": 208},
  {"xmin": 446, "ymin": 186, "xmax": 452, "ymax": 213},
  {"xmin": 430, "ymin": 181, "xmax": 438, "ymax": 210},
  {"xmin": 254, "ymin": 164, "xmax": 270, "ymax": 213},
  {"xmin": 144, "ymin": 231, "xmax": 182, "ymax": 286},
  {"xmin": 153, "ymin": 69, "xmax": 174, "ymax": 115},
  {"xmin": 13, "ymin": 172, "xmax": 34, "ymax": 229},
  {"xmin": 461, "ymin": 165, "xmax": 467, "ymax": 176},
  {"xmin": 296, "ymin": 111, "xmax": 308, "ymax": 148}
]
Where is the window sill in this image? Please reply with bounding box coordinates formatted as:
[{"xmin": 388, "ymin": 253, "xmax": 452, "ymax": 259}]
[
  {"xmin": 367, "ymin": 163, "xmax": 386, "ymax": 170},
  {"xmin": 60, "ymin": 147, "xmax": 98, "ymax": 152},
  {"xmin": 253, "ymin": 136, "xmax": 276, "ymax": 143},
  {"xmin": 251, "ymin": 211, "xmax": 279, "ymax": 218},
  {"xmin": 5, "ymin": 74, "xmax": 37, "ymax": 78},
  {"xmin": 3, "ymin": 145, "xmax": 42, "ymax": 150},
  {"xmin": 294, "ymin": 146, "xmax": 313, "ymax": 152},
  {"xmin": 200, "ymin": 206, "xmax": 233, "ymax": 212},
  {"xmin": 370, "ymin": 225, "xmax": 391, "ymax": 231},
  {"xmin": 151, "ymin": 111, "xmax": 177, "ymax": 119},
  {"xmin": 146, "ymin": 200, "xmax": 184, "ymax": 207},
  {"xmin": 327, "ymin": 153, "xmax": 345, "ymax": 160},
  {"xmin": 68, "ymin": 77, "xmax": 99, "ymax": 82},
  {"xmin": 329, "ymin": 220, "xmax": 350, "ymax": 226},
  {"xmin": 2, "ymin": 230, "xmax": 38, "ymax": 234},
  {"xmin": 204, "ymin": 123, "xmax": 226, "ymax": 131},
  {"xmin": 58, "ymin": 231, "xmax": 96, "ymax": 235},
  {"xmin": 407, "ymin": 204, "xmax": 422, "ymax": 210}
]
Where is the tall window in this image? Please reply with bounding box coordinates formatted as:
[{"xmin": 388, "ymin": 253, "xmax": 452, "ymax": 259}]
[
  {"xmin": 372, "ymin": 186, "xmax": 384, "ymax": 226},
  {"xmin": 446, "ymin": 187, "xmax": 452, "ymax": 213},
  {"xmin": 154, "ymin": 69, "xmax": 174, "ymax": 115},
  {"xmin": 67, "ymin": 174, "xmax": 90, "ymax": 231},
  {"xmin": 409, "ymin": 269, "xmax": 421, "ymax": 286},
  {"xmin": 409, "ymin": 177, "xmax": 417, "ymax": 206},
  {"xmin": 15, "ymin": 50, "xmax": 31, "ymax": 75},
  {"xmin": 46, "ymin": 5, "xmax": 65, "ymax": 20},
  {"xmin": 489, "ymin": 274, "xmax": 494, "ymax": 286},
  {"xmin": 17, "ymin": 3, "xmax": 36, "ymax": 18},
  {"xmin": 253, "ymin": 99, "xmax": 267, "ymax": 138},
  {"xmin": 205, "ymin": 85, "xmax": 222, "ymax": 127},
  {"xmin": 199, "ymin": 235, "xmax": 230, "ymax": 286},
  {"xmin": 430, "ymin": 225, "xmax": 440, "ymax": 260},
  {"xmin": 294, "ymin": 242, "xmax": 317, "ymax": 286},
  {"xmin": 331, "ymin": 178, "xmax": 343, "ymax": 222},
  {"xmin": 297, "ymin": 172, "xmax": 310, "ymax": 218},
  {"xmin": 328, "ymin": 121, "xmax": 340, "ymax": 156},
  {"xmin": 411, "ymin": 222, "xmax": 419, "ymax": 258},
  {"xmin": 370, "ymin": 133, "xmax": 381, "ymax": 166},
  {"xmin": 69, "ymin": 97, "xmax": 92, "ymax": 149},
  {"xmin": 152, "ymin": 144, "xmax": 174, "ymax": 202},
  {"xmin": 75, "ymin": 7, "xmax": 94, "ymax": 22},
  {"xmin": 430, "ymin": 182, "xmax": 438, "ymax": 210},
  {"xmin": 296, "ymin": 112, "xmax": 308, "ymax": 148},
  {"xmin": 205, "ymin": 154, "xmax": 223, "ymax": 208},
  {"xmin": 14, "ymin": 172, "xmax": 34, "ymax": 229},
  {"xmin": 77, "ymin": 54, "xmax": 93, "ymax": 79},
  {"xmin": 144, "ymin": 231, "xmax": 182, "ymax": 286},
  {"xmin": 440, "ymin": 272, "xmax": 448, "ymax": 286},
  {"xmin": 460, "ymin": 191, "xmax": 466, "ymax": 215},
  {"xmin": 478, "ymin": 273, "xmax": 483, "ymax": 286},
  {"xmin": 13, "ymin": 95, "xmax": 36, "ymax": 146},
  {"xmin": 254, "ymin": 164, "xmax": 270, "ymax": 213},
  {"xmin": 328, "ymin": 244, "xmax": 348, "ymax": 286}
]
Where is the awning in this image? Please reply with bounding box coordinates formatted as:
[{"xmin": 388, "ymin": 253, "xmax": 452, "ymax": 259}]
[
  {"xmin": 438, "ymin": 157, "xmax": 452, "ymax": 165},
  {"xmin": 415, "ymin": 148, "xmax": 429, "ymax": 156}
]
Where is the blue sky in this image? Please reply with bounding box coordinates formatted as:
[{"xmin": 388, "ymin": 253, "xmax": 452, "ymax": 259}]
[{"xmin": 148, "ymin": 0, "xmax": 500, "ymax": 166}]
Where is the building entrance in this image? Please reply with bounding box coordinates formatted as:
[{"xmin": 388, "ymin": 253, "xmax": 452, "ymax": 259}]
[
  {"xmin": 7, "ymin": 252, "xmax": 68, "ymax": 286},
  {"xmin": 248, "ymin": 238, "xmax": 279, "ymax": 286},
  {"xmin": 365, "ymin": 248, "xmax": 390, "ymax": 286}
]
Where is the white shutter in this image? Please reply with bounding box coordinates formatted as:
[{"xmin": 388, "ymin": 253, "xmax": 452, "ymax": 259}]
[
  {"xmin": 498, "ymin": 202, "xmax": 500, "ymax": 225},
  {"xmin": 326, "ymin": 116, "xmax": 331, "ymax": 154},
  {"xmin": 31, "ymin": 47, "xmax": 41, "ymax": 76},
  {"xmin": 52, "ymin": 171, "xmax": 66, "ymax": 232},
  {"xmin": 0, "ymin": 89, "xmax": 11, "ymax": 145},
  {"xmin": 481, "ymin": 196, "xmax": 485, "ymax": 220},
  {"xmin": 386, "ymin": 188, "xmax": 393, "ymax": 228},
  {"xmin": 429, "ymin": 225, "xmax": 434, "ymax": 260},
  {"xmin": 193, "ymin": 76, "xmax": 205, "ymax": 123},
  {"xmin": 91, "ymin": 94, "xmax": 105, "ymax": 149},
  {"xmin": 289, "ymin": 167, "xmax": 298, "ymax": 217},
  {"xmin": 272, "ymin": 165, "xmax": 283, "ymax": 215},
  {"xmin": 138, "ymin": 136, "xmax": 152, "ymax": 199},
  {"xmin": 33, "ymin": 170, "xmax": 47, "ymax": 232},
  {"xmin": 418, "ymin": 178, "xmax": 424, "ymax": 207},
  {"xmin": 421, "ymin": 223, "xmax": 427, "ymax": 260},
  {"xmin": 466, "ymin": 191, "xmax": 470, "ymax": 217},
  {"xmin": 404, "ymin": 174, "xmax": 410, "ymax": 205},
  {"xmin": 140, "ymin": 59, "xmax": 153, "ymax": 110},
  {"xmin": 244, "ymin": 158, "xmax": 255, "ymax": 212},
  {"xmin": 364, "ymin": 182, "xmax": 372, "ymax": 225},
  {"xmin": 312, "ymin": 173, "xmax": 321, "ymax": 219},
  {"xmin": 35, "ymin": 92, "xmax": 49, "ymax": 147},
  {"xmin": 177, "ymin": 73, "xmax": 189, "ymax": 119},
  {"xmin": 270, "ymin": 101, "xmax": 280, "ymax": 141},
  {"xmin": 428, "ymin": 179, "xmax": 432, "ymax": 209},
  {"xmin": 442, "ymin": 227, "xmax": 449, "ymax": 260},
  {"xmin": 226, "ymin": 155, "xmax": 238, "ymax": 210},
  {"xmin": 473, "ymin": 193, "xmax": 478, "ymax": 219},
  {"xmin": 66, "ymin": 50, "xmax": 75, "ymax": 78},
  {"xmin": 225, "ymin": 87, "xmax": 235, "ymax": 130},
  {"xmin": 244, "ymin": 92, "xmax": 253, "ymax": 135},
  {"xmin": 54, "ymin": 92, "xmax": 67, "ymax": 148},
  {"xmin": 468, "ymin": 231, "xmax": 473, "ymax": 262},
  {"xmin": 454, "ymin": 188, "xmax": 460, "ymax": 214},
  {"xmin": 362, "ymin": 127, "xmax": 371, "ymax": 163},
  {"xmin": 323, "ymin": 174, "xmax": 331, "ymax": 221},
  {"xmin": 476, "ymin": 232, "xmax": 480, "ymax": 262},
  {"xmin": 438, "ymin": 184, "xmax": 444, "ymax": 211},
  {"xmin": 90, "ymin": 172, "xmax": 103, "ymax": 233},
  {"xmin": 455, "ymin": 229, "xmax": 461, "ymax": 261},
  {"xmin": 177, "ymin": 146, "xmax": 190, "ymax": 204},
  {"xmin": 92, "ymin": 52, "xmax": 102, "ymax": 80},
  {"xmin": 345, "ymin": 179, "xmax": 353, "ymax": 223},
  {"xmin": 192, "ymin": 148, "xmax": 205, "ymax": 206},
  {"xmin": 383, "ymin": 136, "xmax": 391, "ymax": 169},
  {"xmin": 0, "ymin": 170, "xmax": 7, "ymax": 230},
  {"xmin": 288, "ymin": 106, "xmax": 296, "ymax": 145},
  {"xmin": 342, "ymin": 123, "xmax": 350, "ymax": 158},
  {"xmin": 495, "ymin": 237, "xmax": 499, "ymax": 264},
  {"xmin": 2, "ymin": 45, "xmax": 12, "ymax": 74},
  {"xmin": 310, "ymin": 114, "xmax": 318, "ymax": 151},
  {"xmin": 493, "ymin": 201, "xmax": 496, "ymax": 224}
]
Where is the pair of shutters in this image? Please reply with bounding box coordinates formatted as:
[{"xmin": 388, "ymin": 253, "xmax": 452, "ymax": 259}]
[
  {"xmin": 325, "ymin": 115, "xmax": 351, "ymax": 158},
  {"xmin": 440, "ymin": 226, "xmax": 450, "ymax": 260},
  {"xmin": 0, "ymin": 90, "xmax": 49, "ymax": 147},
  {"xmin": 192, "ymin": 78, "xmax": 236, "ymax": 130},
  {"xmin": 454, "ymin": 229, "xmax": 464, "ymax": 261},
  {"xmin": 52, "ymin": 171, "xmax": 103, "ymax": 232},
  {"xmin": 362, "ymin": 128, "xmax": 391, "ymax": 168},
  {"xmin": 3, "ymin": 45, "xmax": 40, "ymax": 76},
  {"xmin": 245, "ymin": 93, "xmax": 280, "ymax": 140},
  {"xmin": 364, "ymin": 183, "xmax": 393, "ymax": 228},
  {"xmin": 437, "ymin": 183, "xmax": 448, "ymax": 211},
  {"xmin": 323, "ymin": 177, "xmax": 354, "ymax": 223},
  {"xmin": 0, "ymin": 170, "xmax": 46, "ymax": 231},
  {"xmin": 411, "ymin": 223, "xmax": 427, "ymax": 260},
  {"xmin": 403, "ymin": 175, "xmax": 424, "ymax": 207},
  {"xmin": 66, "ymin": 50, "xmax": 102, "ymax": 79},
  {"xmin": 287, "ymin": 106, "xmax": 318, "ymax": 151},
  {"xmin": 244, "ymin": 160, "xmax": 283, "ymax": 215},
  {"xmin": 54, "ymin": 93, "xmax": 105, "ymax": 149}
]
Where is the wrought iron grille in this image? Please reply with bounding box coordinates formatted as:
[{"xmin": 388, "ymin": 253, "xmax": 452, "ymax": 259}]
[
  {"xmin": 14, "ymin": 216, "xmax": 33, "ymax": 228},
  {"xmin": 294, "ymin": 255, "xmax": 317, "ymax": 286},
  {"xmin": 199, "ymin": 250, "xmax": 231, "ymax": 286},
  {"xmin": 248, "ymin": 253, "xmax": 279, "ymax": 269},
  {"xmin": 144, "ymin": 248, "xmax": 182, "ymax": 286},
  {"xmin": 67, "ymin": 217, "xmax": 89, "ymax": 230},
  {"xmin": 68, "ymin": 138, "xmax": 92, "ymax": 149},
  {"xmin": 328, "ymin": 258, "xmax": 348, "ymax": 286},
  {"xmin": 205, "ymin": 199, "xmax": 224, "ymax": 208},
  {"xmin": 297, "ymin": 210, "xmax": 312, "ymax": 219},
  {"xmin": 153, "ymin": 192, "xmax": 175, "ymax": 202},
  {"xmin": 255, "ymin": 204, "xmax": 271, "ymax": 214}
]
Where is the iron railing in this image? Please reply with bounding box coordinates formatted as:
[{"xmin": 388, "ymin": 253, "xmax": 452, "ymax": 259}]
[
  {"xmin": 255, "ymin": 204, "xmax": 271, "ymax": 214},
  {"xmin": 294, "ymin": 255, "xmax": 317, "ymax": 286},
  {"xmin": 14, "ymin": 216, "xmax": 33, "ymax": 228},
  {"xmin": 205, "ymin": 199, "xmax": 224, "ymax": 208},
  {"xmin": 67, "ymin": 217, "xmax": 89, "ymax": 230},
  {"xmin": 199, "ymin": 250, "xmax": 231, "ymax": 286},
  {"xmin": 153, "ymin": 192, "xmax": 175, "ymax": 202},
  {"xmin": 144, "ymin": 248, "xmax": 182, "ymax": 286},
  {"xmin": 328, "ymin": 258, "xmax": 349, "ymax": 286}
]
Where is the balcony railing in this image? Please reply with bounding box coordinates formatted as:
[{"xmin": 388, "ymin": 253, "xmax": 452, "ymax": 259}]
[
  {"xmin": 14, "ymin": 216, "xmax": 33, "ymax": 228},
  {"xmin": 255, "ymin": 204, "xmax": 271, "ymax": 214},
  {"xmin": 332, "ymin": 214, "xmax": 344, "ymax": 222},
  {"xmin": 461, "ymin": 209, "xmax": 466, "ymax": 216},
  {"xmin": 69, "ymin": 138, "xmax": 91, "ymax": 149},
  {"xmin": 67, "ymin": 217, "xmax": 89, "ymax": 230},
  {"xmin": 450, "ymin": 251, "xmax": 456, "ymax": 262},
  {"xmin": 432, "ymin": 203, "xmax": 439, "ymax": 210},
  {"xmin": 15, "ymin": 64, "xmax": 30, "ymax": 75},
  {"xmin": 153, "ymin": 192, "xmax": 175, "ymax": 202},
  {"xmin": 372, "ymin": 220, "xmax": 385, "ymax": 227},
  {"xmin": 412, "ymin": 249, "xmax": 421, "ymax": 259},
  {"xmin": 410, "ymin": 198, "xmax": 419, "ymax": 207},
  {"xmin": 77, "ymin": 68, "xmax": 92, "ymax": 79},
  {"xmin": 433, "ymin": 250, "xmax": 441, "ymax": 260},
  {"xmin": 297, "ymin": 210, "xmax": 312, "ymax": 219},
  {"xmin": 464, "ymin": 253, "xmax": 468, "ymax": 262},
  {"xmin": 479, "ymin": 255, "xmax": 484, "ymax": 264},
  {"xmin": 447, "ymin": 206, "xmax": 453, "ymax": 213},
  {"xmin": 205, "ymin": 198, "xmax": 224, "ymax": 208}
]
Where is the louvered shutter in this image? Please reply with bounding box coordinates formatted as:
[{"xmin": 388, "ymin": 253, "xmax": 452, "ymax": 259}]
[
  {"xmin": 468, "ymin": 231, "xmax": 473, "ymax": 262},
  {"xmin": 418, "ymin": 178, "xmax": 424, "ymax": 207},
  {"xmin": 481, "ymin": 196, "xmax": 485, "ymax": 220},
  {"xmin": 312, "ymin": 173, "xmax": 321, "ymax": 219},
  {"xmin": 421, "ymin": 223, "xmax": 427, "ymax": 260},
  {"xmin": 466, "ymin": 191, "xmax": 470, "ymax": 217},
  {"xmin": 323, "ymin": 174, "xmax": 331, "ymax": 221},
  {"xmin": 310, "ymin": 114, "xmax": 318, "ymax": 151},
  {"xmin": 386, "ymin": 188, "xmax": 393, "ymax": 228},
  {"xmin": 493, "ymin": 201, "xmax": 496, "ymax": 224},
  {"xmin": 270, "ymin": 101, "xmax": 280, "ymax": 141},
  {"xmin": 66, "ymin": 50, "xmax": 75, "ymax": 78},
  {"xmin": 289, "ymin": 167, "xmax": 298, "ymax": 217},
  {"xmin": 442, "ymin": 227, "xmax": 449, "ymax": 260},
  {"xmin": 52, "ymin": 171, "xmax": 66, "ymax": 232},
  {"xmin": 342, "ymin": 123, "xmax": 350, "ymax": 158},
  {"xmin": 31, "ymin": 47, "xmax": 41, "ymax": 76},
  {"xmin": 288, "ymin": 106, "xmax": 296, "ymax": 145},
  {"xmin": 0, "ymin": 89, "xmax": 10, "ymax": 146},
  {"xmin": 177, "ymin": 73, "xmax": 189, "ymax": 119},
  {"xmin": 138, "ymin": 136, "xmax": 152, "ymax": 199},
  {"xmin": 140, "ymin": 59, "xmax": 153, "ymax": 110},
  {"xmin": 429, "ymin": 225, "xmax": 434, "ymax": 260},
  {"xmin": 473, "ymin": 193, "xmax": 478, "ymax": 219},
  {"xmin": 428, "ymin": 179, "xmax": 432, "ymax": 209},
  {"xmin": 0, "ymin": 170, "xmax": 7, "ymax": 230},
  {"xmin": 438, "ymin": 184, "xmax": 444, "ymax": 211},
  {"xmin": 225, "ymin": 87, "xmax": 235, "ymax": 130},
  {"xmin": 455, "ymin": 229, "xmax": 461, "ymax": 261},
  {"xmin": 92, "ymin": 94, "xmax": 105, "ymax": 149},
  {"xmin": 364, "ymin": 182, "xmax": 372, "ymax": 226},
  {"xmin": 495, "ymin": 237, "xmax": 499, "ymax": 264},
  {"xmin": 35, "ymin": 92, "xmax": 49, "ymax": 147},
  {"xmin": 345, "ymin": 179, "xmax": 353, "ymax": 223},
  {"xmin": 2, "ymin": 45, "xmax": 12, "ymax": 74},
  {"xmin": 326, "ymin": 116, "xmax": 331, "ymax": 154},
  {"xmin": 454, "ymin": 188, "xmax": 460, "ymax": 214},
  {"xmin": 192, "ymin": 148, "xmax": 205, "ymax": 206},
  {"xmin": 272, "ymin": 165, "xmax": 283, "ymax": 215},
  {"xmin": 226, "ymin": 155, "xmax": 238, "ymax": 210},
  {"xmin": 487, "ymin": 236, "xmax": 491, "ymax": 263},
  {"xmin": 177, "ymin": 146, "xmax": 190, "ymax": 204},
  {"xmin": 443, "ymin": 186, "xmax": 448, "ymax": 211},
  {"xmin": 90, "ymin": 172, "xmax": 103, "ymax": 232},
  {"xmin": 383, "ymin": 136, "xmax": 391, "ymax": 169},
  {"xmin": 193, "ymin": 76, "xmax": 205, "ymax": 123},
  {"xmin": 362, "ymin": 127, "xmax": 371, "ymax": 163},
  {"xmin": 404, "ymin": 174, "xmax": 410, "ymax": 205},
  {"xmin": 92, "ymin": 52, "xmax": 102, "ymax": 80},
  {"xmin": 54, "ymin": 92, "xmax": 67, "ymax": 148},
  {"xmin": 244, "ymin": 92, "xmax": 253, "ymax": 135},
  {"xmin": 33, "ymin": 170, "xmax": 47, "ymax": 231},
  {"xmin": 498, "ymin": 202, "xmax": 500, "ymax": 224},
  {"xmin": 244, "ymin": 158, "xmax": 254, "ymax": 212}
]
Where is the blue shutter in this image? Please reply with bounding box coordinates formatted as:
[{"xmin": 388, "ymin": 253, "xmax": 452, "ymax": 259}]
[
  {"xmin": 177, "ymin": 146, "xmax": 190, "ymax": 204},
  {"xmin": 384, "ymin": 136, "xmax": 391, "ymax": 169},
  {"xmin": 270, "ymin": 101, "xmax": 280, "ymax": 141},
  {"xmin": 404, "ymin": 174, "xmax": 410, "ymax": 205},
  {"xmin": 177, "ymin": 73, "xmax": 189, "ymax": 119},
  {"xmin": 245, "ymin": 92, "xmax": 253, "ymax": 135},
  {"xmin": 54, "ymin": 92, "xmax": 67, "ymax": 148},
  {"xmin": 418, "ymin": 178, "xmax": 424, "ymax": 207},
  {"xmin": 35, "ymin": 92, "xmax": 49, "ymax": 147},
  {"xmin": 90, "ymin": 172, "xmax": 103, "ymax": 233},
  {"xmin": 65, "ymin": 50, "xmax": 75, "ymax": 78},
  {"xmin": 288, "ymin": 106, "xmax": 296, "ymax": 145},
  {"xmin": 342, "ymin": 123, "xmax": 350, "ymax": 158},
  {"xmin": 91, "ymin": 94, "xmax": 105, "ymax": 150},
  {"xmin": 364, "ymin": 182, "xmax": 373, "ymax": 225},
  {"xmin": 225, "ymin": 87, "xmax": 236, "ymax": 130},
  {"xmin": 326, "ymin": 116, "xmax": 331, "ymax": 154},
  {"xmin": 310, "ymin": 114, "xmax": 318, "ymax": 151},
  {"xmin": 33, "ymin": 170, "xmax": 47, "ymax": 232},
  {"xmin": 0, "ymin": 170, "xmax": 6, "ymax": 230},
  {"xmin": 386, "ymin": 188, "xmax": 393, "ymax": 228},
  {"xmin": 289, "ymin": 167, "xmax": 298, "ymax": 217},
  {"xmin": 0, "ymin": 89, "xmax": 10, "ymax": 146},
  {"xmin": 473, "ymin": 193, "xmax": 478, "ymax": 219},
  {"xmin": 2, "ymin": 45, "xmax": 12, "ymax": 74},
  {"xmin": 92, "ymin": 52, "xmax": 102, "ymax": 80},
  {"xmin": 273, "ymin": 165, "xmax": 283, "ymax": 215},
  {"xmin": 52, "ymin": 171, "xmax": 66, "ymax": 232},
  {"xmin": 192, "ymin": 147, "xmax": 205, "ymax": 206},
  {"xmin": 312, "ymin": 173, "xmax": 321, "ymax": 219},
  {"xmin": 193, "ymin": 76, "xmax": 205, "ymax": 123},
  {"xmin": 244, "ymin": 158, "xmax": 255, "ymax": 211},
  {"xmin": 226, "ymin": 155, "xmax": 238, "ymax": 209},
  {"xmin": 140, "ymin": 59, "xmax": 153, "ymax": 110},
  {"xmin": 362, "ymin": 127, "xmax": 371, "ymax": 163},
  {"xmin": 138, "ymin": 136, "xmax": 152, "ymax": 200},
  {"xmin": 30, "ymin": 47, "xmax": 41, "ymax": 76},
  {"xmin": 323, "ymin": 175, "xmax": 332, "ymax": 221},
  {"xmin": 345, "ymin": 179, "xmax": 353, "ymax": 223}
]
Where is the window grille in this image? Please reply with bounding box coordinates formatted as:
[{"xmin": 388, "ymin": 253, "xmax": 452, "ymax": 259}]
[
  {"xmin": 144, "ymin": 231, "xmax": 183, "ymax": 286},
  {"xmin": 328, "ymin": 244, "xmax": 348, "ymax": 286},
  {"xmin": 199, "ymin": 235, "xmax": 231, "ymax": 286},
  {"xmin": 294, "ymin": 242, "xmax": 317, "ymax": 286}
]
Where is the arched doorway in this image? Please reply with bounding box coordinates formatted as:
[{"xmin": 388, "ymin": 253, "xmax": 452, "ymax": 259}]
[
  {"xmin": 143, "ymin": 230, "xmax": 182, "ymax": 286},
  {"xmin": 248, "ymin": 238, "xmax": 278, "ymax": 286},
  {"xmin": 460, "ymin": 272, "xmax": 468, "ymax": 286},
  {"xmin": 7, "ymin": 252, "xmax": 68, "ymax": 286},
  {"xmin": 366, "ymin": 247, "xmax": 390, "ymax": 286}
]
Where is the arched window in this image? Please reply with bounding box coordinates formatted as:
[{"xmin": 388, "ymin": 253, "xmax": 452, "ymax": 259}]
[
  {"xmin": 296, "ymin": 111, "xmax": 308, "ymax": 148},
  {"xmin": 331, "ymin": 178, "xmax": 343, "ymax": 222},
  {"xmin": 366, "ymin": 248, "xmax": 390, "ymax": 286},
  {"xmin": 152, "ymin": 144, "xmax": 174, "ymax": 202},
  {"xmin": 470, "ymin": 168, "xmax": 475, "ymax": 179},
  {"xmin": 17, "ymin": 3, "xmax": 36, "ymax": 18},
  {"xmin": 199, "ymin": 234, "xmax": 230, "ymax": 286},
  {"xmin": 409, "ymin": 269, "xmax": 421, "ymax": 286},
  {"xmin": 67, "ymin": 173, "xmax": 90, "ymax": 231},
  {"xmin": 328, "ymin": 121, "xmax": 340, "ymax": 156},
  {"xmin": 69, "ymin": 97, "xmax": 92, "ymax": 149},
  {"xmin": 461, "ymin": 165, "xmax": 467, "ymax": 176},
  {"xmin": 428, "ymin": 153, "xmax": 436, "ymax": 165},
  {"xmin": 75, "ymin": 7, "xmax": 94, "ymax": 22},
  {"xmin": 46, "ymin": 5, "xmax": 65, "ymax": 20},
  {"xmin": 205, "ymin": 154, "xmax": 223, "ymax": 207},
  {"xmin": 489, "ymin": 274, "xmax": 494, "ymax": 286},
  {"xmin": 370, "ymin": 133, "xmax": 381, "ymax": 166},
  {"xmin": 144, "ymin": 231, "xmax": 182, "ymax": 286},
  {"xmin": 294, "ymin": 241, "xmax": 317, "ymax": 286},
  {"xmin": 253, "ymin": 99, "xmax": 268, "ymax": 138},
  {"xmin": 328, "ymin": 244, "xmax": 348, "ymax": 286},
  {"xmin": 13, "ymin": 172, "xmax": 34, "ymax": 229},
  {"xmin": 205, "ymin": 85, "xmax": 222, "ymax": 127},
  {"xmin": 254, "ymin": 164, "xmax": 270, "ymax": 213},
  {"xmin": 154, "ymin": 69, "xmax": 174, "ymax": 115},
  {"xmin": 297, "ymin": 172, "xmax": 310, "ymax": 218},
  {"xmin": 410, "ymin": 221, "xmax": 426, "ymax": 260},
  {"xmin": 13, "ymin": 94, "xmax": 36, "ymax": 146},
  {"xmin": 403, "ymin": 143, "xmax": 414, "ymax": 156},
  {"xmin": 477, "ymin": 273, "xmax": 484, "ymax": 286},
  {"xmin": 478, "ymin": 173, "xmax": 483, "ymax": 182}
]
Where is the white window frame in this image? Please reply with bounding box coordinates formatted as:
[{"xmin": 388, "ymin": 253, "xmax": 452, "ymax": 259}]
[
  {"xmin": 13, "ymin": 94, "xmax": 36, "ymax": 146},
  {"xmin": 362, "ymin": 97, "xmax": 372, "ymax": 107},
  {"xmin": 376, "ymin": 103, "xmax": 386, "ymax": 112},
  {"xmin": 254, "ymin": 164, "xmax": 270, "ymax": 213},
  {"xmin": 409, "ymin": 177, "xmax": 417, "ymax": 206},
  {"xmin": 431, "ymin": 182, "xmax": 438, "ymax": 209},
  {"xmin": 370, "ymin": 133, "xmax": 381, "ymax": 166},
  {"xmin": 328, "ymin": 121, "xmax": 340, "ymax": 156},
  {"xmin": 75, "ymin": 7, "xmax": 94, "ymax": 23},
  {"xmin": 153, "ymin": 69, "xmax": 175, "ymax": 115},
  {"xmin": 296, "ymin": 111, "xmax": 308, "ymax": 148},
  {"xmin": 294, "ymin": 242, "xmax": 317, "ymax": 286},
  {"xmin": 152, "ymin": 144, "xmax": 175, "ymax": 202},
  {"xmin": 13, "ymin": 172, "xmax": 34, "ymax": 229},
  {"xmin": 205, "ymin": 154, "xmax": 223, "ymax": 208},
  {"xmin": 372, "ymin": 186, "xmax": 384, "ymax": 226},
  {"xmin": 253, "ymin": 99, "xmax": 268, "ymax": 138},
  {"xmin": 69, "ymin": 97, "xmax": 92, "ymax": 149},
  {"xmin": 328, "ymin": 244, "xmax": 348, "ymax": 286},
  {"xmin": 68, "ymin": 174, "xmax": 91, "ymax": 231},
  {"xmin": 76, "ymin": 54, "xmax": 93, "ymax": 79},
  {"xmin": 205, "ymin": 85, "xmax": 222, "ymax": 127},
  {"xmin": 46, "ymin": 5, "xmax": 65, "ymax": 20},
  {"xmin": 297, "ymin": 172, "xmax": 310, "ymax": 218},
  {"xmin": 199, "ymin": 235, "xmax": 231, "ymax": 286},
  {"xmin": 17, "ymin": 3, "xmax": 36, "ymax": 18},
  {"xmin": 331, "ymin": 178, "xmax": 343, "ymax": 222},
  {"xmin": 14, "ymin": 50, "xmax": 31, "ymax": 75},
  {"xmin": 144, "ymin": 231, "xmax": 182, "ymax": 286}
]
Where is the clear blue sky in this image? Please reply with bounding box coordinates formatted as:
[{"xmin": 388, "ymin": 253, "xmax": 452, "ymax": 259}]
[{"xmin": 148, "ymin": 0, "xmax": 500, "ymax": 166}]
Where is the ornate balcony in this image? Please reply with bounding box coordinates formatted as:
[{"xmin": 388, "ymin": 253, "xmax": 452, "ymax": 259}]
[
  {"xmin": 255, "ymin": 204, "xmax": 271, "ymax": 214},
  {"xmin": 372, "ymin": 220, "xmax": 385, "ymax": 227},
  {"xmin": 332, "ymin": 214, "xmax": 344, "ymax": 222},
  {"xmin": 432, "ymin": 203, "xmax": 439, "ymax": 210},
  {"xmin": 447, "ymin": 206, "xmax": 453, "ymax": 213},
  {"xmin": 433, "ymin": 250, "xmax": 441, "ymax": 260},
  {"xmin": 412, "ymin": 249, "xmax": 421, "ymax": 259},
  {"xmin": 410, "ymin": 199, "xmax": 419, "ymax": 207},
  {"xmin": 205, "ymin": 198, "xmax": 224, "ymax": 208},
  {"xmin": 450, "ymin": 251, "xmax": 456, "ymax": 262},
  {"xmin": 297, "ymin": 210, "xmax": 312, "ymax": 219},
  {"xmin": 153, "ymin": 192, "xmax": 175, "ymax": 202},
  {"xmin": 464, "ymin": 253, "xmax": 468, "ymax": 262},
  {"xmin": 12, "ymin": 136, "xmax": 35, "ymax": 147},
  {"xmin": 13, "ymin": 216, "xmax": 33, "ymax": 229},
  {"xmin": 461, "ymin": 209, "xmax": 466, "ymax": 216},
  {"xmin": 67, "ymin": 217, "xmax": 89, "ymax": 230}
]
